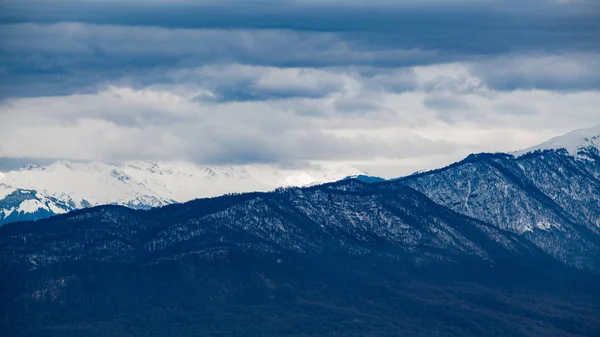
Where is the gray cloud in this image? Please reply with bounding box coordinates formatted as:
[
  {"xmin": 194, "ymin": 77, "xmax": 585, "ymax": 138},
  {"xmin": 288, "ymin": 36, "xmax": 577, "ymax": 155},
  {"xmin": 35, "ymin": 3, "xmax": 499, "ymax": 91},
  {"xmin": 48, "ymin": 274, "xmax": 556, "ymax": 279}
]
[
  {"xmin": 4, "ymin": 0, "xmax": 598, "ymax": 27},
  {"xmin": 1, "ymin": 18, "xmax": 598, "ymax": 100},
  {"xmin": 0, "ymin": 0, "xmax": 599, "ymax": 177},
  {"xmin": 424, "ymin": 94, "xmax": 473, "ymax": 114},
  {"xmin": 468, "ymin": 54, "xmax": 600, "ymax": 91},
  {"xmin": 0, "ymin": 23, "xmax": 442, "ymax": 98},
  {"xmin": 1, "ymin": 66, "xmax": 598, "ymax": 177}
]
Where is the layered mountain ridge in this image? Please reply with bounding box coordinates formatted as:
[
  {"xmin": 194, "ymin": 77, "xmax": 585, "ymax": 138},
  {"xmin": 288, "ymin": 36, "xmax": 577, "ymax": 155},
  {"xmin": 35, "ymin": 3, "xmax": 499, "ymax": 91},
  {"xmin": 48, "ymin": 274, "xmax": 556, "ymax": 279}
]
[
  {"xmin": 2, "ymin": 125, "xmax": 599, "ymax": 228},
  {"xmin": 0, "ymin": 162, "xmax": 362, "ymax": 225},
  {"xmin": 1, "ymin": 126, "xmax": 600, "ymax": 336},
  {"xmin": 1, "ymin": 168, "xmax": 599, "ymax": 336}
]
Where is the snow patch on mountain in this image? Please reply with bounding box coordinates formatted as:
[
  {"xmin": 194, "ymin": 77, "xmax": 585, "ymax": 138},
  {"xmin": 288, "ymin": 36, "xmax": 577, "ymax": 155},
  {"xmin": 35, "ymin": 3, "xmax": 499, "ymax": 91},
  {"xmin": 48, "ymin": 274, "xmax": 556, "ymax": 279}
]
[
  {"xmin": 18, "ymin": 199, "xmax": 47, "ymax": 214},
  {"xmin": 1, "ymin": 207, "xmax": 15, "ymax": 218}
]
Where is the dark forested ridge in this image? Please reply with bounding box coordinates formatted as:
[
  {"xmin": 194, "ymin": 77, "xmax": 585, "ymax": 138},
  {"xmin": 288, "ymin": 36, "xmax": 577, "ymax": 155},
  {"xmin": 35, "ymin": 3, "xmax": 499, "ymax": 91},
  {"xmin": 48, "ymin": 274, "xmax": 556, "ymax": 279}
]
[{"xmin": 1, "ymin": 168, "xmax": 599, "ymax": 336}]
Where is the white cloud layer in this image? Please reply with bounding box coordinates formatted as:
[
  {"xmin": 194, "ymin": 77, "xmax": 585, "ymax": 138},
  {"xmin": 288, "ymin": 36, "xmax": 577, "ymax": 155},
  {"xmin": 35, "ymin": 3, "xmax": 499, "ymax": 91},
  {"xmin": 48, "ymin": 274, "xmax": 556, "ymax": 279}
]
[{"xmin": 2, "ymin": 62, "xmax": 598, "ymax": 178}]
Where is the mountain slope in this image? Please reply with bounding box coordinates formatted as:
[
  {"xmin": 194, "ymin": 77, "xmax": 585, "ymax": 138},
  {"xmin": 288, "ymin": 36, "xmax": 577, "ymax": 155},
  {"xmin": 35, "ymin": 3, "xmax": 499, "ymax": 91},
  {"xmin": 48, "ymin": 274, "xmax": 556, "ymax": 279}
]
[
  {"xmin": 0, "ymin": 179, "xmax": 598, "ymax": 336},
  {"xmin": 398, "ymin": 126, "xmax": 600, "ymax": 271},
  {"xmin": 0, "ymin": 184, "xmax": 74, "ymax": 224},
  {"xmin": 0, "ymin": 161, "xmax": 362, "ymax": 225},
  {"xmin": 0, "ymin": 181, "xmax": 547, "ymax": 270}
]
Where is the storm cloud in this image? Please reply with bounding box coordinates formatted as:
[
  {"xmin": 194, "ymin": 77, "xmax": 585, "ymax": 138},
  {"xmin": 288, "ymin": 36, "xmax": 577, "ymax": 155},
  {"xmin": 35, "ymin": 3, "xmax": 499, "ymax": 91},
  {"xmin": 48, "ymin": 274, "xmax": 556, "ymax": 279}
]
[{"xmin": 0, "ymin": 0, "xmax": 599, "ymax": 177}]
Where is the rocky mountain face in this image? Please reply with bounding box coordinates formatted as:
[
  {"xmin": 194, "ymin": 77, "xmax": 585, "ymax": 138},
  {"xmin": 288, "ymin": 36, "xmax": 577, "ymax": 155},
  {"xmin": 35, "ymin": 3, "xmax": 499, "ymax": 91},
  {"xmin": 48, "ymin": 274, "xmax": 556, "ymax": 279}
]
[
  {"xmin": 0, "ymin": 162, "xmax": 362, "ymax": 225},
  {"xmin": 399, "ymin": 127, "xmax": 600, "ymax": 271},
  {"xmin": 0, "ymin": 185, "xmax": 75, "ymax": 225},
  {"xmin": 1, "ymin": 178, "xmax": 599, "ymax": 336}
]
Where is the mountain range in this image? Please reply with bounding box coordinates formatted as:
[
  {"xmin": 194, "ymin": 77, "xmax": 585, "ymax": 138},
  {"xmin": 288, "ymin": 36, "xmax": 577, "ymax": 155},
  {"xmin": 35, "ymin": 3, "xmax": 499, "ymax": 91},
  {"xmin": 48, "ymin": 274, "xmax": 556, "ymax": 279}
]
[
  {"xmin": 0, "ymin": 162, "xmax": 362, "ymax": 225},
  {"xmin": 1, "ymin": 125, "xmax": 599, "ymax": 336}
]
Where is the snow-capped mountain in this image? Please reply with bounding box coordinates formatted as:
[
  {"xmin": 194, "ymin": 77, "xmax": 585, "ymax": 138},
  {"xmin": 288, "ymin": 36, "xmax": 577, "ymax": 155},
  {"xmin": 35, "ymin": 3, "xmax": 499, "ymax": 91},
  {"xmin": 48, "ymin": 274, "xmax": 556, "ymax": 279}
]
[
  {"xmin": 514, "ymin": 124, "xmax": 600, "ymax": 158},
  {"xmin": 0, "ymin": 161, "xmax": 362, "ymax": 225},
  {"xmin": 398, "ymin": 125, "xmax": 600, "ymax": 270},
  {"xmin": 0, "ymin": 185, "xmax": 74, "ymax": 224}
]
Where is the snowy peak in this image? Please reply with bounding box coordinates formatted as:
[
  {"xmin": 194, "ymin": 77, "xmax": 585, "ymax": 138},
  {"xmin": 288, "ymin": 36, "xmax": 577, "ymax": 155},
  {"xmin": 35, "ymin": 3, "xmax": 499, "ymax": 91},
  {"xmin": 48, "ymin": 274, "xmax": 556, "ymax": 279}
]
[
  {"xmin": 0, "ymin": 184, "xmax": 74, "ymax": 224},
  {"xmin": 515, "ymin": 125, "xmax": 600, "ymax": 158}
]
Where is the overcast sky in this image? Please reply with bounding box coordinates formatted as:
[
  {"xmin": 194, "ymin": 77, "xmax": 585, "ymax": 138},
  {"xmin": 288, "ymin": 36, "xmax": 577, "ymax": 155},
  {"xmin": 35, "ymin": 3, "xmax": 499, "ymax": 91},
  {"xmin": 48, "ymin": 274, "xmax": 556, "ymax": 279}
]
[{"xmin": 1, "ymin": 0, "xmax": 599, "ymax": 177}]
